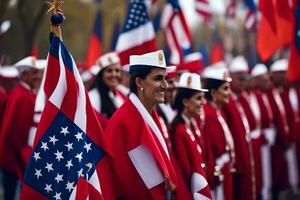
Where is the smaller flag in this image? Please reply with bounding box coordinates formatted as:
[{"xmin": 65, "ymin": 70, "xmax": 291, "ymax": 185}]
[
  {"xmin": 161, "ymin": 0, "xmax": 193, "ymax": 65},
  {"xmin": 195, "ymin": 0, "xmax": 212, "ymax": 23},
  {"xmin": 85, "ymin": 11, "xmax": 103, "ymax": 68},
  {"xmin": 243, "ymin": 0, "xmax": 257, "ymax": 31},
  {"xmin": 115, "ymin": 0, "xmax": 158, "ymax": 66},
  {"xmin": 225, "ymin": 0, "xmax": 237, "ymax": 19}
]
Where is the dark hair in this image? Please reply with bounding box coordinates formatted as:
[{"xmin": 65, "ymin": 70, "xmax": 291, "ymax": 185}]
[
  {"xmin": 129, "ymin": 66, "xmax": 154, "ymax": 94},
  {"xmin": 92, "ymin": 68, "xmax": 116, "ymax": 118},
  {"xmin": 204, "ymin": 78, "xmax": 226, "ymax": 101},
  {"xmin": 170, "ymin": 88, "xmax": 197, "ymax": 144}
]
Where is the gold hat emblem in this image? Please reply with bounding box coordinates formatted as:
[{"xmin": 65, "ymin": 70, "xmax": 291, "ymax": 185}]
[
  {"xmin": 158, "ymin": 51, "xmax": 164, "ymax": 65},
  {"xmin": 187, "ymin": 76, "xmax": 192, "ymax": 87}
]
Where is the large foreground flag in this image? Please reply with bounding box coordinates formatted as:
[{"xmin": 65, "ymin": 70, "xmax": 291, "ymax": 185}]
[
  {"xmin": 161, "ymin": 0, "xmax": 193, "ymax": 65},
  {"xmin": 115, "ymin": 0, "xmax": 158, "ymax": 66},
  {"xmin": 21, "ymin": 4, "xmax": 112, "ymax": 200},
  {"xmin": 85, "ymin": 10, "xmax": 103, "ymax": 68}
]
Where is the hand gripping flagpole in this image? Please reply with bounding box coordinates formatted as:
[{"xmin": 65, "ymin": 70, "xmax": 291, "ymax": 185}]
[{"xmin": 46, "ymin": 0, "xmax": 64, "ymax": 41}]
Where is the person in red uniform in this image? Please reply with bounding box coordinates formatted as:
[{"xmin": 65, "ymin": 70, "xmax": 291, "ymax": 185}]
[
  {"xmin": 104, "ymin": 50, "xmax": 178, "ymax": 199},
  {"xmin": 0, "ymin": 56, "xmax": 44, "ymax": 200},
  {"xmin": 223, "ymin": 56, "xmax": 257, "ymax": 200},
  {"xmin": 0, "ymin": 66, "xmax": 19, "ymax": 125},
  {"xmin": 170, "ymin": 72, "xmax": 212, "ymax": 199},
  {"xmin": 89, "ymin": 52, "xmax": 127, "ymax": 130},
  {"xmin": 202, "ymin": 62, "xmax": 235, "ymax": 200},
  {"xmin": 269, "ymin": 59, "xmax": 300, "ymax": 194},
  {"xmin": 251, "ymin": 63, "xmax": 275, "ymax": 200}
]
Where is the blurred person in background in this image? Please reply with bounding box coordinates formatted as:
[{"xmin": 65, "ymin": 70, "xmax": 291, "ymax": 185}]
[
  {"xmin": 89, "ymin": 52, "xmax": 126, "ymax": 130},
  {"xmin": 202, "ymin": 62, "xmax": 235, "ymax": 200},
  {"xmin": 0, "ymin": 56, "xmax": 44, "ymax": 200}
]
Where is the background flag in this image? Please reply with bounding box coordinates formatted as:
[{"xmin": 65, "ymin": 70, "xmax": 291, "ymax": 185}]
[
  {"xmin": 21, "ymin": 5, "xmax": 113, "ymax": 200},
  {"xmin": 85, "ymin": 10, "xmax": 103, "ymax": 68},
  {"xmin": 115, "ymin": 0, "xmax": 158, "ymax": 66},
  {"xmin": 195, "ymin": 0, "xmax": 212, "ymax": 23},
  {"xmin": 161, "ymin": 0, "xmax": 193, "ymax": 65}
]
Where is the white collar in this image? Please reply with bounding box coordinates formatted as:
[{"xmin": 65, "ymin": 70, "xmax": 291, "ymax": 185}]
[{"xmin": 129, "ymin": 93, "xmax": 169, "ymax": 158}]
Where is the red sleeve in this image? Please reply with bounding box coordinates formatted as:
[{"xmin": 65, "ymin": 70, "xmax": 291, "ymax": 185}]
[{"xmin": 173, "ymin": 124, "xmax": 192, "ymax": 184}]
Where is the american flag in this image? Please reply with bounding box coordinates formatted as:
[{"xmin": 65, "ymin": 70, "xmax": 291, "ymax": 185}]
[
  {"xmin": 21, "ymin": 20, "xmax": 111, "ymax": 200},
  {"xmin": 115, "ymin": 0, "xmax": 158, "ymax": 66},
  {"xmin": 195, "ymin": 0, "xmax": 212, "ymax": 23},
  {"xmin": 161, "ymin": 0, "xmax": 192, "ymax": 65},
  {"xmin": 244, "ymin": 0, "xmax": 257, "ymax": 31},
  {"xmin": 225, "ymin": 0, "xmax": 237, "ymax": 19}
]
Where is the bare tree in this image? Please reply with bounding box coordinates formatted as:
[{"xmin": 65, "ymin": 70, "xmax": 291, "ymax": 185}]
[{"xmin": 16, "ymin": 0, "xmax": 47, "ymax": 55}]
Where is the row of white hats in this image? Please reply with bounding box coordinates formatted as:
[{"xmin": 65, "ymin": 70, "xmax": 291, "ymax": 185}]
[
  {"xmin": 0, "ymin": 56, "xmax": 47, "ymax": 79},
  {"xmin": 228, "ymin": 55, "xmax": 288, "ymax": 76}
]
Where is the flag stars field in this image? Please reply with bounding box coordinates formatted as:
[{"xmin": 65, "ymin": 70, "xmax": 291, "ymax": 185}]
[{"xmin": 54, "ymin": 173, "xmax": 63, "ymax": 183}]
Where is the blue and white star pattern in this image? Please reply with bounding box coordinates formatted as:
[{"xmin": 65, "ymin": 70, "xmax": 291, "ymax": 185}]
[
  {"xmin": 24, "ymin": 111, "xmax": 105, "ymax": 200},
  {"xmin": 123, "ymin": 0, "xmax": 149, "ymax": 32}
]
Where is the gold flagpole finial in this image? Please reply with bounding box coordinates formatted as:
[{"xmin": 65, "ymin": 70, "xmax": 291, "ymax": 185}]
[{"xmin": 46, "ymin": 0, "xmax": 64, "ymax": 40}]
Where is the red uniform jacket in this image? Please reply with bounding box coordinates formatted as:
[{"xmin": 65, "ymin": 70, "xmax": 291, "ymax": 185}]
[
  {"xmin": 173, "ymin": 117, "xmax": 212, "ymax": 199},
  {"xmin": 239, "ymin": 92, "xmax": 263, "ymax": 196},
  {"xmin": 203, "ymin": 102, "xmax": 233, "ymax": 200},
  {"xmin": 222, "ymin": 95, "xmax": 256, "ymax": 200},
  {"xmin": 0, "ymin": 83, "xmax": 35, "ymax": 179},
  {"xmin": 0, "ymin": 86, "xmax": 7, "ymax": 126},
  {"xmin": 267, "ymin": 87, "xmax": 289, "ymax": 189},
  {"xmin": 105, "ymin": 96, "xmax": 177, "ymax": 200}
]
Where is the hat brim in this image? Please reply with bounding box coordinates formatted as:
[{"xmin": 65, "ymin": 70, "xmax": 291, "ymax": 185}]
[
  {"xmin": 129, "ymin": 64, "xmax": 175, "ymax": 73},
  {"xmin": 177, "ymin": 86, "xmax": 209, "ymax": 92}
]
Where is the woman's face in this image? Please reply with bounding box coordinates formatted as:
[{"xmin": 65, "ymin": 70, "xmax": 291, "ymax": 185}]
[
  {"xmin": 184, "ymin": 91, "xmax": 205, "ymax": 117},
  {"xmin": 139, "ymin": 67, "xmax": 169, "ymax": 106},
  {"xmin": 102, "ymin": 63, "xmax": 121, "ymax": 90},
  {"xmin": 212, "ymin": 82, "xmax": 231, "ymax": 105}
]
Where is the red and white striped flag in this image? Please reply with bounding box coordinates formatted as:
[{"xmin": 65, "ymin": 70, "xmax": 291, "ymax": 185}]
[
  {"xmin": 195, "ymin": 0, "xmax": 212, "ymax": 22},
  {"xmin": 115, "ymin": 0, "xmax": 158, "ymax": 66},
  {"xmin": 161, "ymin": 0, "xmax": 193, "ymax": 65},
  {"xmin": 21, "ymin": 10, "xmax": 114, "ymax": 200}
]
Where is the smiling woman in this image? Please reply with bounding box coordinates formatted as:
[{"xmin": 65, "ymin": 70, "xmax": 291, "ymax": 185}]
[{"xmin": 104, "ymin": 50, "xmax": 182, "ymax": 199}]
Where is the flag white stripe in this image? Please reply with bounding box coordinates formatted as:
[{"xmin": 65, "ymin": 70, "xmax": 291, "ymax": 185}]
[
  {"xmin": 116, "ymin": 22, "xmax": 155, "ymax": 52},
  {"xmin": 69, "ymin": 185, "xmax": 76, "ymax": 200},
  {"xmin": 195, "ymin": 2, "xmax": 211, "ymax": 13},
  {"xmin": 88, "ymin": 170, "xmax": 102, "ymax": 193},
  {"xmin": 172, "ymin": 15, "xmax": 190, "ymax": 49},
  {"xmin": 161, "ymin": 4, "xmax": 173, "ymax": 28},
  {"xmin": 49, "ymin": 44, "xmax": 67, "ymax": 109},
  {"xmin": 166, "ymin": 28, "xmax": 180, "ymax": 64},
  {"xmin": 72, "ymin": 57, "xmax": 87, "ymax": 132}
]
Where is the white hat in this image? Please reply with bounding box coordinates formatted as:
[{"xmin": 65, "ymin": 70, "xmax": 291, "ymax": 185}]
[
  {"xmin": 251, "ymin": 63, "xmax": 268, "ymax": 77},
  {"xmin": 80, "ymin": 65, "xmax": 101, "ymax": 82},
  {"xmin": 229, "ymin": 56, "xmax": 249, "ymax": 73},
  {"xmin": 129, "ymin": 50, "xmax": 171, "ymax": 71},
  {"xmin": 270, "ymin": 59, "xmax": 288, "ymax": 72},
  {"xmin": 0, "ymin": 66, "xmax": 19, "ymax": 79},
  {"xmin": 36, "ymin": 59, "xmax": 47, "ymax": 69},
  {"xmin": 202, "ymin": 61, "xmax": 232, "ymax": 82},
  {"xmin": 14, "ymin": 56, "xmax": 45, "ymax": 74},
  {"xmin": 177, "ymin": 72, "xmax": 208, "ymax": 92},
  {"xmin": 96, "ymin": 52, "xmax": 120, "ymax": 70}
]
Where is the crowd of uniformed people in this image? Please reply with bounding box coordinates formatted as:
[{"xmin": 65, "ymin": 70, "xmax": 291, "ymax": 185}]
[{"xmin": 0, "ymin": 49, "xmax": 299, "ymax": 200}]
